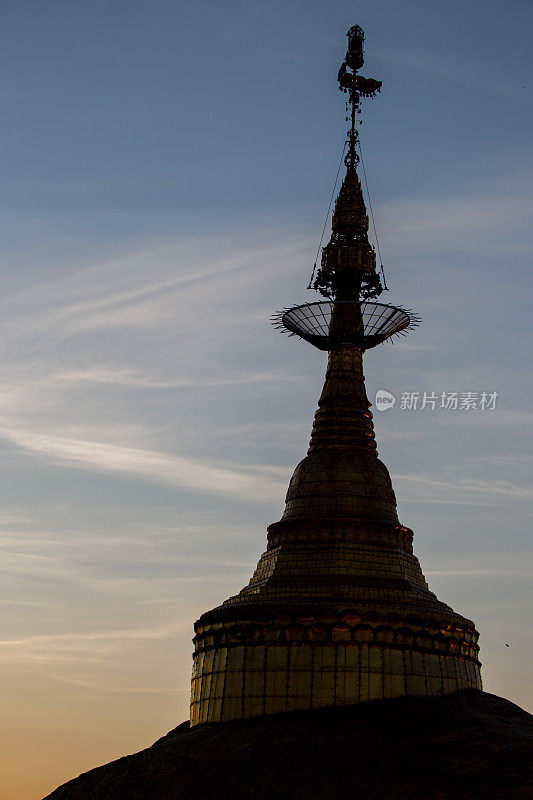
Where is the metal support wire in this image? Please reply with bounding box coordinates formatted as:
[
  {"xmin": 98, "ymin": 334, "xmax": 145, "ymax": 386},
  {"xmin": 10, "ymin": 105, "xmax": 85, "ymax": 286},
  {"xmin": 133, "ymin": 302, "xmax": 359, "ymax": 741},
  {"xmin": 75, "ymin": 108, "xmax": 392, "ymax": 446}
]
[
  {"xmin": 308, "ymin": 140, "xmax": 347, "ymax": 289},
  {"xmin": 356, "ymin": 140, "xmax": 388, "ymax": 291}
]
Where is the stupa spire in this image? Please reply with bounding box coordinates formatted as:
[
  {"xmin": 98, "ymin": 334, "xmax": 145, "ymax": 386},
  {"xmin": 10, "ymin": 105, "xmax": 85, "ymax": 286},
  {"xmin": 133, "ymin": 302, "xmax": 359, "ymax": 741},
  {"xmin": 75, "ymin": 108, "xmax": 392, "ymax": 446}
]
[
  {"xmin": 190, "ymin": 26, "xmax": 481, "ymax": 727},
  {"xmin": 313, "ymin": 25, "xmax": 383, "ymax": 302}
]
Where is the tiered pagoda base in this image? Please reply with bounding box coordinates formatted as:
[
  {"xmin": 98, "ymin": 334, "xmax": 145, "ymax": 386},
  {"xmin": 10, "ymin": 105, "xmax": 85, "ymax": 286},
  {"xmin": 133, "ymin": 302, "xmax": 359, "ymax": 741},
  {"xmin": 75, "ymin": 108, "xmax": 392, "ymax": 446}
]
[
  {"xmin": 191, "ymin": 602, "xmax": 481, "ymax": 725},
  {"xmin": 190, "ymin": 347, "xmax": 481, "ymax": 725}
]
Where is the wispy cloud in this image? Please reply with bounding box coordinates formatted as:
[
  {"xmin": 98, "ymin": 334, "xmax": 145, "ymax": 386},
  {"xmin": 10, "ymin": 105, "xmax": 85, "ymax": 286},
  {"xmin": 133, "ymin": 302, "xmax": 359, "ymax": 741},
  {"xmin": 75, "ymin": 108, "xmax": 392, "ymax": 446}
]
[
  {"xmin": 0, "ymin": 425, "xmax": 287, "ymax": 501},
  {"xmin": 376, "ymin": 46, "xmax": 533, "ymax": 103},
  {"xmin": 379, "ymin": 168, "xmax": 533, "ymax": 252},
  {"xmin": 396, "ymin": 472, "xmax": 532, "ymax": 501},
  {"xmin": 0, "ymin": 232, "xmax": 310, "ymax": 502},
  {"xmin": 426, "ymin": 569, "xmax": 532, "ymax": 577},
  {"xmin": 0, "ymin": 623, "xmax": 183, "ymax": 650}
]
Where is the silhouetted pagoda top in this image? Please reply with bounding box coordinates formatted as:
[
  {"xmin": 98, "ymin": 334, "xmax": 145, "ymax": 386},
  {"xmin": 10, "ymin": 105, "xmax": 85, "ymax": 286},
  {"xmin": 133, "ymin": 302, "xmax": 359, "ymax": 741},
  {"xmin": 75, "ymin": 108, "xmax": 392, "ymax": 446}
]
[
  {"xmin": 190, "ymin": 24, "xmax": 480, "ymax": 730},
  {"xmin": 273, "ymin": 25, "xmax": 420, "ymax": 350}
]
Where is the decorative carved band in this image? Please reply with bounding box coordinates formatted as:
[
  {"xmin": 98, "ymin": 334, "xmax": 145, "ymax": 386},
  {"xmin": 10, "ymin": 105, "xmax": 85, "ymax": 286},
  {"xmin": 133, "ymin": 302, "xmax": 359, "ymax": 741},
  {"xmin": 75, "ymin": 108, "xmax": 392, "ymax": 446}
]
[
  {"xmin": 193, "ymin": 606, "xmax": 480, "ymax": 666},
  {"xmin": 266, "ymin": 519, "xmax": 414, "ymax": 553},
  {"xmin": 193, "ymin": 620, "xmax": 480, "ymax": 665}
]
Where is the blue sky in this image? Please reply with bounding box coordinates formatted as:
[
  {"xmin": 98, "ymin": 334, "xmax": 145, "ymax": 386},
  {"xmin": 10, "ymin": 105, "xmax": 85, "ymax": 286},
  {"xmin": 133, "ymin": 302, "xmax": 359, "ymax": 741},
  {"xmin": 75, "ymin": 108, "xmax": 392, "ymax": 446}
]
[{"xmin": 1, "ymin": 1, "xmax": 532, "ymax": 798}]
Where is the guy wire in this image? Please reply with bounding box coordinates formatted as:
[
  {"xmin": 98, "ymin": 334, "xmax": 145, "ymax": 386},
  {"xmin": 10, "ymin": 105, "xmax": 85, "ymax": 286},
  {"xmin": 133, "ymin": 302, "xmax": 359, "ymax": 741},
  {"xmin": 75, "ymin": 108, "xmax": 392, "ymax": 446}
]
[
  {"xmin": 357, "ymin": 139, "xmax": 388, "ymax": 290},
  {"xmin": 308, "ymin": 140, "xmax": 347, "ymax": 289}
]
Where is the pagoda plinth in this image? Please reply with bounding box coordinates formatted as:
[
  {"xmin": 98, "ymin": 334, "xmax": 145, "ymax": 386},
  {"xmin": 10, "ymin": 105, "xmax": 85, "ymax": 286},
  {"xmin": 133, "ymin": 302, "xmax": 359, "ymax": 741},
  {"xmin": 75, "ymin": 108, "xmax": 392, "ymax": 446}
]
[{"xmin": 189, "ymin": 25, "xmax": 481, "ymax": 727}]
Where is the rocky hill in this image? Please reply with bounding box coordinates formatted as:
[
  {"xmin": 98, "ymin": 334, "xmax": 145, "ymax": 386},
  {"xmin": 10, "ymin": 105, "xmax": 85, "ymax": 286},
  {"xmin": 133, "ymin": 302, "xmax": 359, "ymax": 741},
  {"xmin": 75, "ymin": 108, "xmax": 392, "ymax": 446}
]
[{"xmin": 44, "ymin": 689, "xmax": 533, "ymax": 800}]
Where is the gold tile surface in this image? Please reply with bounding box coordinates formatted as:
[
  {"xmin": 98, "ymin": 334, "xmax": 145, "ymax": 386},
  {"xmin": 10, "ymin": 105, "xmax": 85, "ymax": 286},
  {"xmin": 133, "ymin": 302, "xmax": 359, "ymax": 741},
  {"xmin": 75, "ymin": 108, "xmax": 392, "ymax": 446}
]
[{"xmin": 189, "ymin": 347, "xmax": 482, "ymax": 726}]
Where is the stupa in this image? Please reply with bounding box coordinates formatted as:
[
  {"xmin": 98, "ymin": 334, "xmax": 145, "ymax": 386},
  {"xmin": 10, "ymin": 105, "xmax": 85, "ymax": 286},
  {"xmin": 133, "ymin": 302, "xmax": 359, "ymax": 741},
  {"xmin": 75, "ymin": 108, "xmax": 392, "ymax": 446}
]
[{"xmin": 190, "ymin": 25, "xmax": 482, "ymax": 727}]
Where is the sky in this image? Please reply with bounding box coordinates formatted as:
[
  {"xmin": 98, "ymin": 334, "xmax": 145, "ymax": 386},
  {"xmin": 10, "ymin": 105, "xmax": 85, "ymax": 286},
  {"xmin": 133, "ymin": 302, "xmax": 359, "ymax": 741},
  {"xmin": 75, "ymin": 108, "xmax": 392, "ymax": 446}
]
[{"xmin": 1, "ymin": 1, "xmax": 532, "ymax": 797}]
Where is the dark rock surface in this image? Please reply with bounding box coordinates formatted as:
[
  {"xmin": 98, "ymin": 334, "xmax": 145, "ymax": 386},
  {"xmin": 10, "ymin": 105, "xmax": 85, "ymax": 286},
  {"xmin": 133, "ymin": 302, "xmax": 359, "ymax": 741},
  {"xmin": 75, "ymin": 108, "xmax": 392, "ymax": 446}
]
[{"xmin": 44, "ymin": 690, "xmax": 533, "ymax": 800}]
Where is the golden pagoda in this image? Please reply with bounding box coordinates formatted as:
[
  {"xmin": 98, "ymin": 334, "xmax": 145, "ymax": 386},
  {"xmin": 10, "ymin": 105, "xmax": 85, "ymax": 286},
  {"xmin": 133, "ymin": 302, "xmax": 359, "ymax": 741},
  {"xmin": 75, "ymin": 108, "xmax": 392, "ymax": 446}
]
[{"xmin": 189, "ymin": 25, "xmax": 481, "ymax": 727}]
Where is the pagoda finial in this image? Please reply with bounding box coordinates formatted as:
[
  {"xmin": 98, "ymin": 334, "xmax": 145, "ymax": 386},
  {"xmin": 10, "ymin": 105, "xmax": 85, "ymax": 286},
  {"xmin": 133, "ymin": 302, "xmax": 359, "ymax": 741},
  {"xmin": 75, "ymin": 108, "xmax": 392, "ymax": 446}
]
[
  {"xmin": 338, "ymin": 25, "xmax": 382, "ymax": 171},
  {"xmin": 272, "ymin": 27, "xmax": 419, "ymax": 351},
  {"xmin": 309, "ymin": 26, "xmax": 386, "ymax": 306}
]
